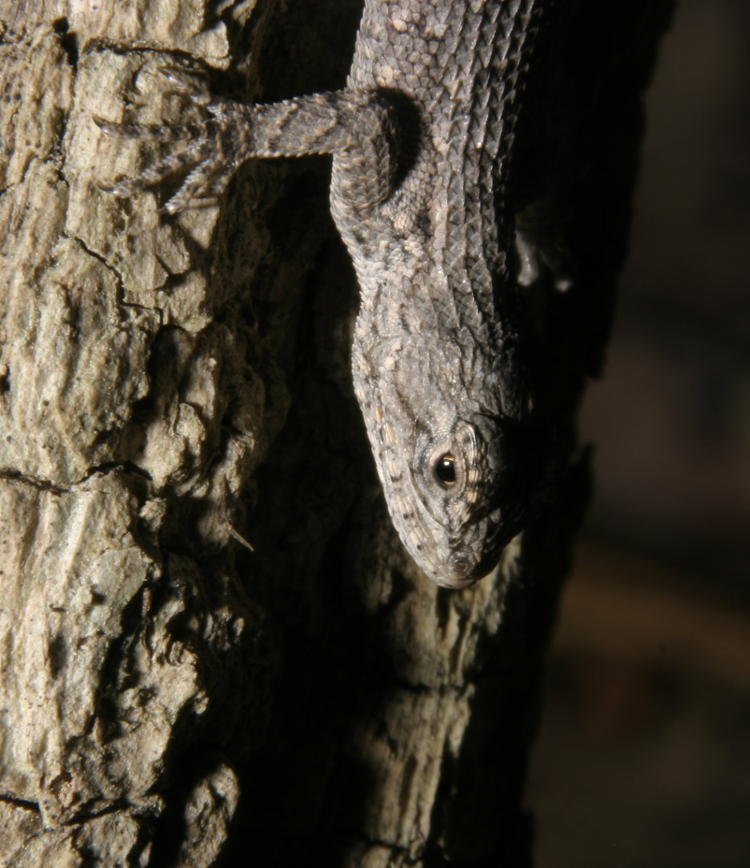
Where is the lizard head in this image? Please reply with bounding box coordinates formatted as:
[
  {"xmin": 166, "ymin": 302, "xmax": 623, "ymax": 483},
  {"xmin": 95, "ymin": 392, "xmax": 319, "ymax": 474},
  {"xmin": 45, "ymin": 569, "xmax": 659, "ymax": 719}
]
[
  {"xmin": 404, "ymin": 412, "xmax": 528, "ymax": 587},
  {"xmin": 352, "ymin": 334, "xmax": 531, "ymax": 589}
]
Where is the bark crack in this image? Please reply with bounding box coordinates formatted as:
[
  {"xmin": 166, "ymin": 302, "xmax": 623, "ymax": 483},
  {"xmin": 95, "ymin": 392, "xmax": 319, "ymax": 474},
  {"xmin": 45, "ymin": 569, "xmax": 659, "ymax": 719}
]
[
  {"xmin": 0, "ymin": 793, "xmax": 42, "ymax": 814},
  {"xmin": 0, "ymin": 467, "xmax": 70, "ymax": 494}
]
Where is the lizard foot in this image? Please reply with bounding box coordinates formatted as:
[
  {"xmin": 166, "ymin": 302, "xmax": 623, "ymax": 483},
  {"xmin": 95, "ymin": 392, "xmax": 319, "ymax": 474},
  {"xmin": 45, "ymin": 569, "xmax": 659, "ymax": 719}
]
[{"xmin": 94, "ymin": 60, "xmax": 251, "ymax": 214}]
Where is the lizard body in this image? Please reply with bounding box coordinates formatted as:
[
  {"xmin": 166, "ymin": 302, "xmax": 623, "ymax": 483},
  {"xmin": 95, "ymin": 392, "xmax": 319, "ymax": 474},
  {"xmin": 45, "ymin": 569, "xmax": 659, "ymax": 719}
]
[{"xmin": 98, "ymin": 0, "xmax": 550, "ymax": 588}]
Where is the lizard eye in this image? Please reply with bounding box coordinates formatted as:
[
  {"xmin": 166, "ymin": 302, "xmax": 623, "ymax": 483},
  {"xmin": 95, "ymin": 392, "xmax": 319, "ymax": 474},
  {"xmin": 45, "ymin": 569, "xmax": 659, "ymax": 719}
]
[{"xmin": 434, "ymin": 453, "xmax": 457, "ymax": 487}]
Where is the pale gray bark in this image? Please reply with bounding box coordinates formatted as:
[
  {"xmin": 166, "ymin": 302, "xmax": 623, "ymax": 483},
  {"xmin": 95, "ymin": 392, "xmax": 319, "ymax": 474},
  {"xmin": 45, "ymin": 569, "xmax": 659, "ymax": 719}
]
[
  {"xmin": 0, "ymin": 1, "xmax": 671, "ymax": 865},
  {"xmin": 0, "ymin": 2, "xmax": 272, "ymax": 864}
]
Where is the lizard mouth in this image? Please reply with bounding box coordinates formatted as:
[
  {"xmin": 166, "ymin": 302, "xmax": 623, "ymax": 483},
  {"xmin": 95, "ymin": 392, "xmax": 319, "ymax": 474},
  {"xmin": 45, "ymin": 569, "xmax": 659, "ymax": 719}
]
[{"xmin": 434, "ymin": 574, "xmax": 481, "ymax": 590}]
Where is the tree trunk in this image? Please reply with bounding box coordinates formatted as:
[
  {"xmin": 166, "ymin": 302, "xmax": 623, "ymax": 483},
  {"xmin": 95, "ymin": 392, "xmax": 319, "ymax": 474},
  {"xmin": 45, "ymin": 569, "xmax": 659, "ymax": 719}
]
[{"xmin": 0, "ymin": 1, "xmax": 671, "ymax": 865}]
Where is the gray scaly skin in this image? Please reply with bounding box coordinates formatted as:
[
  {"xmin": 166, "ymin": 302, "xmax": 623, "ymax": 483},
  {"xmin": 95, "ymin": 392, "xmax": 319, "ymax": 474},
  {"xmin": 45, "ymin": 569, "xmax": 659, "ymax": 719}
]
[{"xmin": 97, "ymin": 0, "xmax": 551, "ymax": 589}]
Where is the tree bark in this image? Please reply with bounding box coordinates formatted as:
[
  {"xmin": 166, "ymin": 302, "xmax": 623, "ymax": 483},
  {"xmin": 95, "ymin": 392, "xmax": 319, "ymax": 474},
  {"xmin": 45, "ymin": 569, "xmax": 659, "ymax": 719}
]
[{"xmin": 0, "ymin": 1, "xmax": 671, "ymax": 866}]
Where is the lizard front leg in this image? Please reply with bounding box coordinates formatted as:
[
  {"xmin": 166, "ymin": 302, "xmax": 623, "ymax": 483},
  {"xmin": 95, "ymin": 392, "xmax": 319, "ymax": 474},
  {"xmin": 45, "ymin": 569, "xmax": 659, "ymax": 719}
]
[{"xmin": 95, "ymin": 71, "xmax": 400, "ymax": 214}]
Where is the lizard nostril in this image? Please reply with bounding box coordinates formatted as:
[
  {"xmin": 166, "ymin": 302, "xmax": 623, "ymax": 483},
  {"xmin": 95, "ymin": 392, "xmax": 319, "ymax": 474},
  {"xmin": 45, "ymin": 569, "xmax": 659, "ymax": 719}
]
[{"xmin": 448, "ymin": 553, "xmax": 474, "ymax": 579}]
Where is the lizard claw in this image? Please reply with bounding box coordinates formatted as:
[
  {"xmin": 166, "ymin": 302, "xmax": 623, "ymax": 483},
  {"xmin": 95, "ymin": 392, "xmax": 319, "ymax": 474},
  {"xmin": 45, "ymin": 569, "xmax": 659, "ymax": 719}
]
[{"xmin": 156, "ymin": 64, "xmax": 212, "ymax": 105}]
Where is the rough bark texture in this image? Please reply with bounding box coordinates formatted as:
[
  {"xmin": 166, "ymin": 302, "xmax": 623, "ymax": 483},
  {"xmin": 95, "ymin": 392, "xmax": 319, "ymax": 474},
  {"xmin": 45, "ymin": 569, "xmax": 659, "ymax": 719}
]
[{"xmin": 0, "ymin": 1, "xmax": 671, "ymax": 866}]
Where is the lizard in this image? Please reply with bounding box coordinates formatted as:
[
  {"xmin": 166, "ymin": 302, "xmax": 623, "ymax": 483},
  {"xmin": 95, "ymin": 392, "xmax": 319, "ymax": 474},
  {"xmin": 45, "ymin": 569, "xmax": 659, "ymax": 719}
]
[{"xmin": 96, "ymin": 0, "xmax": 559, "ymax": 589}]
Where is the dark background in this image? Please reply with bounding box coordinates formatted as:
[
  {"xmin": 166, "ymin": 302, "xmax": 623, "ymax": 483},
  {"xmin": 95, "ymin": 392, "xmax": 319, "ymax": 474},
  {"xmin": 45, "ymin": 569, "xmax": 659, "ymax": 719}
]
[{"xmin": 526, "ymin": 1, "xmax": 750, "ymax": 865}]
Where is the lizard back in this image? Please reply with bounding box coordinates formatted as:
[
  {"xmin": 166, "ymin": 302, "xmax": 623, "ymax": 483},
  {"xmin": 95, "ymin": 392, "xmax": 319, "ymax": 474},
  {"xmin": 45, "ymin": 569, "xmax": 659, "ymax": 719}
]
[
  {"xmin": 340, "ymin": 0, "xmax": 540, "ymax": 335},
  {"xmin": 331, "ymin": 0, "xmax": 544, "ymax": 586}
]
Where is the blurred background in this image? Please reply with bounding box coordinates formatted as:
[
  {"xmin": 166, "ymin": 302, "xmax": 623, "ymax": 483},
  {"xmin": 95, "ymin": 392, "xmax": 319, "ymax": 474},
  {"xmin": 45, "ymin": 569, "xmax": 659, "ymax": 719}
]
[{"xmin": 526, "ymin": 1, "xmax": 750, "ymax": 865}]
